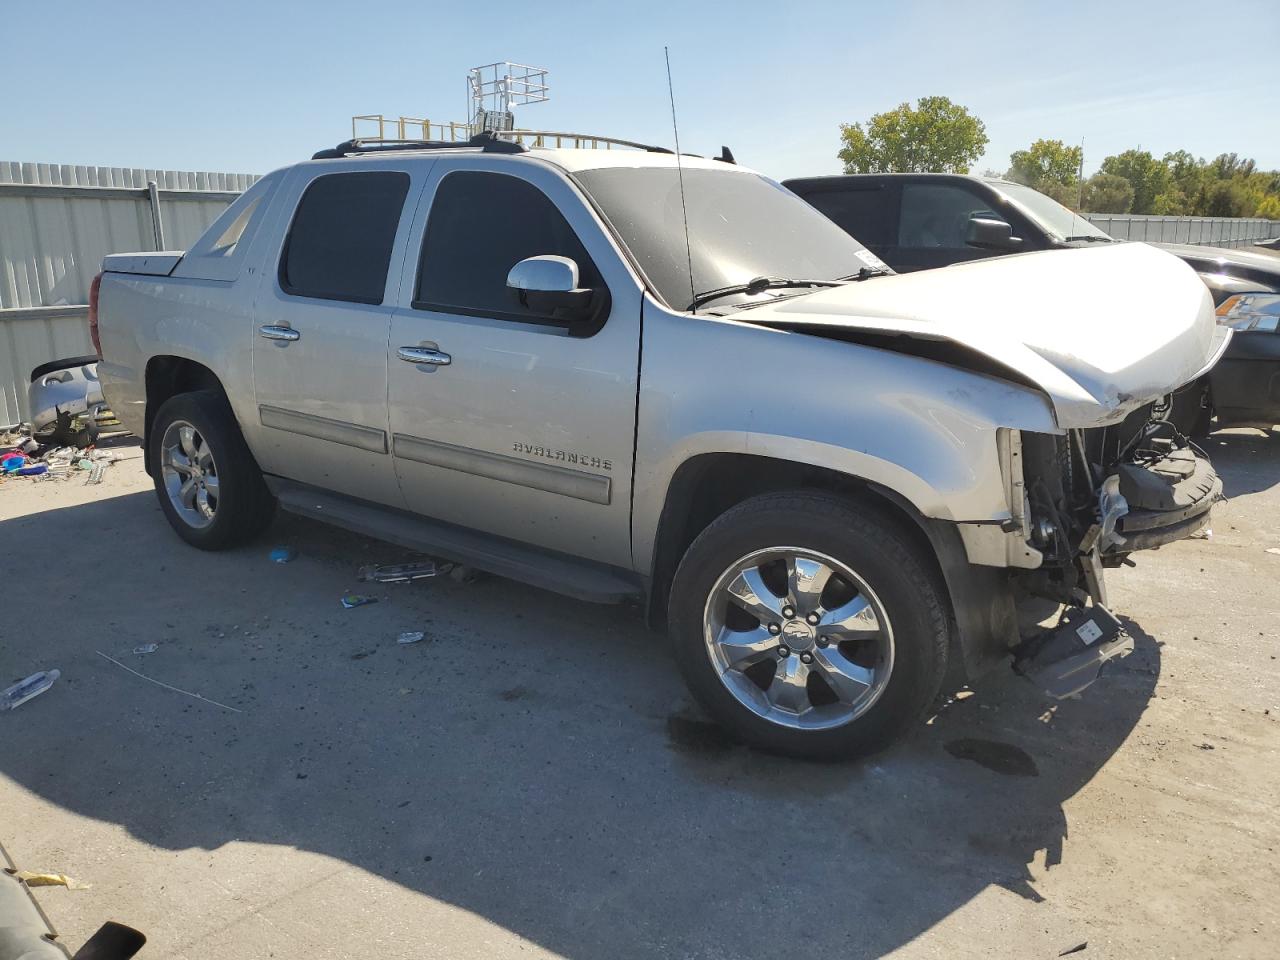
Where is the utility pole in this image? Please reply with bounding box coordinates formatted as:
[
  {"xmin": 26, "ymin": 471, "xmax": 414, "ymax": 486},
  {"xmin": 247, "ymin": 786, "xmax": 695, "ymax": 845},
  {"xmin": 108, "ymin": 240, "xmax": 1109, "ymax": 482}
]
[{"xmin": 1077, "ymin": 137, "xmax": 1085, "ymax": 210}]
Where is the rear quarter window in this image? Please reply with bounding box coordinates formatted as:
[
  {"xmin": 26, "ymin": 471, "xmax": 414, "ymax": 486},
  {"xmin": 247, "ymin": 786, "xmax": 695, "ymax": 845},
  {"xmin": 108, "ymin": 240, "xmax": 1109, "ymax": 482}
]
[{"xmin": 171, "ymin": 173, "xmax": 279, "ymax": 282}]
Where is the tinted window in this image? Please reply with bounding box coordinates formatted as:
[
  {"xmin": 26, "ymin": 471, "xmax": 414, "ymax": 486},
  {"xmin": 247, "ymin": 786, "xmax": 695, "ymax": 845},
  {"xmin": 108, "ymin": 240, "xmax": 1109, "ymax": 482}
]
[
  {"xmin": 898, "ymin": 184, "xmax": 1005, "ymax": 249},
  {"xmin": 415, "ymin": 171, "xmax": 601, "ymax": 321},
  {"xmin": 802, "ymin": 186, "xmax": 894, "ymax": 249},
  {"xmin": 280, "ymin": 171, "xmax": 410, "ymax": 304}
]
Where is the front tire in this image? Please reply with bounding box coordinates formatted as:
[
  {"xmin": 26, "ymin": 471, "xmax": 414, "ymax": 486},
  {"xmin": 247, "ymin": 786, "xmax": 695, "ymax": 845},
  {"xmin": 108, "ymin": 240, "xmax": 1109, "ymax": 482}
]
[
  {"xmin": 668, "ymin": 491, "xmax": 951, "ymax": 760},
  {"xmin": 149, "ymin": 390, "xmax": 274, "ymax": 550}
]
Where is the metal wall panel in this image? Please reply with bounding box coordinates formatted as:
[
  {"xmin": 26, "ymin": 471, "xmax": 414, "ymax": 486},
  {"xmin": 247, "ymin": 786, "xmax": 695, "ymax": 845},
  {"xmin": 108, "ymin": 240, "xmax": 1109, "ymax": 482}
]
[
  {"xmin": 1086, "ymin": 214, "xmax": 1280, "ymax": 248},
  {"xmin": 0, "ymin": 161, "xmax": 258, "ymax": 425}
]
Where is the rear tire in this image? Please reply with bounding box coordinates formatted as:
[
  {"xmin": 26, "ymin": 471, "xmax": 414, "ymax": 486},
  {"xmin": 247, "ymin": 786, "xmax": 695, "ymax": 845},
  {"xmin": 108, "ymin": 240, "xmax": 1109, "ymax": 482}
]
[
  {"xmin": 149, "ymin": 390, "xmax": 274, "ymax": 550},
  {"xmin": 668, "ymin": 491, "xmax": 951, "ymax": 760}
]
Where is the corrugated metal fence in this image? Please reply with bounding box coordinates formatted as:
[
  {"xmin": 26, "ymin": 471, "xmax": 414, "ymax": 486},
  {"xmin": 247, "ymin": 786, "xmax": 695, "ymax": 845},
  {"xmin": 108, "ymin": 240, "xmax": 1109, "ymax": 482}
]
[
  {"xmin": 1085, "ymin": 214, "xmax": 1280, "ymax": 247},
  {"xmin": 0, "ymin": 161, "xmax": 257, "ymax": 426}
]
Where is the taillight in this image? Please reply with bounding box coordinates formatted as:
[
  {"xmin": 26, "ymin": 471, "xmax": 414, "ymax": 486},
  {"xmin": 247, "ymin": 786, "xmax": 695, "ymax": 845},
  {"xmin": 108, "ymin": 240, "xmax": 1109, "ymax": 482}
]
[{"xmin": 88, "ymin": 272, "xmax": 103, "ymax": 357}]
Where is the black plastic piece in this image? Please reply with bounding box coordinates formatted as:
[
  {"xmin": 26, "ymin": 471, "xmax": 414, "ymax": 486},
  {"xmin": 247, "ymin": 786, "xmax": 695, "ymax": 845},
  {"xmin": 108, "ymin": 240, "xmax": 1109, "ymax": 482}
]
[
  {"xmin": 716, "ymin": 146, "xmax": 736, "ymax": 164},
  {"xmin": 29, "ymin": 354, "xmax": 100, "ymax": 382},
  {"xmin": 1013, "ymin": 604, "xmax": 1131, "ymax": 699},
  {"xmin": 72, "ymin": 922, "xmax": 147, "ymax": 960},
  {"xmin": 311, "ymin": 133, "xmax": 526, "ymax": 160}
]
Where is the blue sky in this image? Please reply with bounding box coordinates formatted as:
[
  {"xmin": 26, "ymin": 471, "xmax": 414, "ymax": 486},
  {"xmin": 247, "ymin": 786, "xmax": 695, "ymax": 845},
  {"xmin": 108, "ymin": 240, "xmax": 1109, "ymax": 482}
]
[{"xmin": 4, "ymin": 0, "xmax": 1278, "ymax": 180}]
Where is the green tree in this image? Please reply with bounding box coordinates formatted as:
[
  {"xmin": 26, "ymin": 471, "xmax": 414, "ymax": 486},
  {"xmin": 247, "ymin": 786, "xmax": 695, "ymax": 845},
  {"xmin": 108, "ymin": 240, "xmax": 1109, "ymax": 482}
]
[
  {"xmin": 1007, "ymin": 139, "xmax": 1082, "ymax": 188},
  {"xmin": 1080, "ymin": 172, "xmax": 1134, "ymax": 214},
  {"xmin": 1257, "ymin": 194, "xmax": 1280, "ymax": 219},
  {"xmin": 1152, "ymin": 189, "xmax": 1190, "ymax": 215},
  {"xmin": 1210, "ymin": 153, "xmax": 1256, "ymax": 179},
  {"xmin": 838, "ymin": 96, "xmax": 988, "ymax": 174},
  {"xmin": 1099, "ymin": 150, "xmax": 1173, "ymax": 214},
  {"xmin": 1162, "ymin": 150, "xmax": 1211, "ymax": 211},
  {"xmin": 1037, "ymin": 180, "xmax": 1082, "ymax": 208}
]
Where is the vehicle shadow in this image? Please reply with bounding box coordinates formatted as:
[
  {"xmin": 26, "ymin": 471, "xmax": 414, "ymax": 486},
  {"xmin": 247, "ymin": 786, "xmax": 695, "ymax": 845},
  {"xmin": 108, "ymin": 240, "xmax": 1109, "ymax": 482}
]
[
  {"xmin": 0, "ymin": 490, "xmax": 1160, "ymax": 959},
  {"xmin": 1205, "ymin": 426, "xmax": 1280, "ymax": 497}
]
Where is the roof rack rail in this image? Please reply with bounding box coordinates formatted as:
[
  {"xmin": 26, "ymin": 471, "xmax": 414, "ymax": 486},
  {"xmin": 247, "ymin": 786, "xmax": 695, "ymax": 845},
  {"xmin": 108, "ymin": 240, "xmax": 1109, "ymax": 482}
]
[
  {"xmin": 495, "ymin": 130, "xmax": 674, "ymax": 154},
  {"xmin": 312, "ymin": 132, "xmax": 524, "ymax": 160}
]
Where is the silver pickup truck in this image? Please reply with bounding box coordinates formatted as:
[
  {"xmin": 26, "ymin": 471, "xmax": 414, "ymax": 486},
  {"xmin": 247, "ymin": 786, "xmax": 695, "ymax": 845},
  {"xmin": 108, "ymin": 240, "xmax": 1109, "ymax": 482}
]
[{"xmin": 95, "ymin": 134, "xmax": 1226, "ymax": 758}]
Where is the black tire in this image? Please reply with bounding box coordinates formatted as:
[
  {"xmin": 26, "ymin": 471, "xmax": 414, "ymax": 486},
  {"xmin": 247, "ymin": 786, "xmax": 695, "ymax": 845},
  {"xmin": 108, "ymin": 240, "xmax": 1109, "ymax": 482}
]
[
  {"xmin": 668, "ymin": 491, "xmax": 951, "ymax": 760},
  {"xmin": 149, "ymin": 390, "xmax": 275, "ymax": 550}
]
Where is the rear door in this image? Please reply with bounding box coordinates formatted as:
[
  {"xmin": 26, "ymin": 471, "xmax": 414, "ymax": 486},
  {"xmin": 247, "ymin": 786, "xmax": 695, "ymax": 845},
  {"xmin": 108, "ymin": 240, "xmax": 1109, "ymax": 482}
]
[
  {"xmin": 386, "ymin": 158, "xmax": 642, "ymax": 567},
  {"xmin": 251, "ymin": 163, "xmax": 427, "ymax": 507}
]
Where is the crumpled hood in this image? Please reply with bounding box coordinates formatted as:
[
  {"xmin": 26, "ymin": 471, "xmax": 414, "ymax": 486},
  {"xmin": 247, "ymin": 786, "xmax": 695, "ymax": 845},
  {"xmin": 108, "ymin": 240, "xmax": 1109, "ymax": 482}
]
[{"xmin": 745, "ymin": 242, "xmax": 1230, "ymax": 428}]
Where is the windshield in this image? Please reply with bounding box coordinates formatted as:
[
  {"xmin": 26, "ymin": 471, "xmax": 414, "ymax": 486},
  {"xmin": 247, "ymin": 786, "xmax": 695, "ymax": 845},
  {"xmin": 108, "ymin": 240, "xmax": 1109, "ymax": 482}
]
[
  {"xmin": 575, "ymin": 167, "xmax": 885, "ymax": 310},
  {"xmin": 988, "ymin": 180, "xmax": 1112, "ymax": 242}
]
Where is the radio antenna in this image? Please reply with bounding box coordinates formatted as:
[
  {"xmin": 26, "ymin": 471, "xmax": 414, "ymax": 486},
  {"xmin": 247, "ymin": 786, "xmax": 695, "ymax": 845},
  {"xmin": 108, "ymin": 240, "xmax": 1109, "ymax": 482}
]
[{"xmin": 664, "ymin": 46, "xmax": 697, "ymax": 314}]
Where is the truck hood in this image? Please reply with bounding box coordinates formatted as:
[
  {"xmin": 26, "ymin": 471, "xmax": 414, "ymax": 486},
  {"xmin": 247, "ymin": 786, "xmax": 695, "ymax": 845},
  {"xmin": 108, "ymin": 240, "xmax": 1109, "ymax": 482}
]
[{"xmin": 744, "ymin": 242, "xmax": 1229, "ymax": 428}]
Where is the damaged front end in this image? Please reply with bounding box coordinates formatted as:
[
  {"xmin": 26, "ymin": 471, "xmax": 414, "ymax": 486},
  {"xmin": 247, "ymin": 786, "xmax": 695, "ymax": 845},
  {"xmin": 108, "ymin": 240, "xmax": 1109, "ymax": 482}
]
[
  {"xmin": 741, "ymin": 242, "xmax": 1228, "ymax": 699},
  {"xmin": 1010, "ymin": 408, "xmax": 1221, "ymax": 696}
]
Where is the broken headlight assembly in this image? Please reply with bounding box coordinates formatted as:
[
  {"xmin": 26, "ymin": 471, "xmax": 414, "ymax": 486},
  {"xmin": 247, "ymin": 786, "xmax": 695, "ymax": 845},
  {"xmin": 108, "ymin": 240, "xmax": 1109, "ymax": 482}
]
[{"xmin": 1215, "ymin": 292, "xmax": 1280, "ymax": 332}]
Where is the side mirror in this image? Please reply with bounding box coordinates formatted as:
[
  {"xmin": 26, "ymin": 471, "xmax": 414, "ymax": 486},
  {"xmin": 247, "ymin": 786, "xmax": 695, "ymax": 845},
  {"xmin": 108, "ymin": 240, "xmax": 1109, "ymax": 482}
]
[
  {"xmin": 965, "ymin": 216, "xmax": 1022, "ymax": 251},
  {"xmin": 507, "ymin": 256, "xmax": 596, "ymax": 323}
]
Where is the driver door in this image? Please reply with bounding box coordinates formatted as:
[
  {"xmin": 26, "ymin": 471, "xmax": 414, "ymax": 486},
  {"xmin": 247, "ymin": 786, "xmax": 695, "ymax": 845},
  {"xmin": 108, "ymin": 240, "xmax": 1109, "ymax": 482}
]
[{"xmin": 386, "ymin": 159, "xmax": 642, "ymax": 568}]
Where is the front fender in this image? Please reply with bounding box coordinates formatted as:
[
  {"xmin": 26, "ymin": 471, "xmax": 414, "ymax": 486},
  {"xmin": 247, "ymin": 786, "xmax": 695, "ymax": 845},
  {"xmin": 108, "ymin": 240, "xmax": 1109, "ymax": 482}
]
[{"xmin": 631, "ymin": 306, "xmax": 1060, "ymax": 573}]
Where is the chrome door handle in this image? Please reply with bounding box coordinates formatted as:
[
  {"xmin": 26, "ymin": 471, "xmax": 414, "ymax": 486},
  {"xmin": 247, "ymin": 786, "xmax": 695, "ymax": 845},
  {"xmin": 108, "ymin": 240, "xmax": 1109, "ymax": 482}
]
[
  {"xmin": 259, "ymin": 324, "xmax": 300, "ymax": 342},
  {"xmin": 398, "ymin": 346, "xmax": 451, "ymax": 366}
]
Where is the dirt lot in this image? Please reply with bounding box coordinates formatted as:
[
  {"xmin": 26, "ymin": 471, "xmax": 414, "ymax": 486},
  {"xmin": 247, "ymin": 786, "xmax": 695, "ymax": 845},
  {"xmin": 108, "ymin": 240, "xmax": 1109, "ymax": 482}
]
[{"xmin": 1, "ymin": 430, "xmax": 1277, "ymax": 960}]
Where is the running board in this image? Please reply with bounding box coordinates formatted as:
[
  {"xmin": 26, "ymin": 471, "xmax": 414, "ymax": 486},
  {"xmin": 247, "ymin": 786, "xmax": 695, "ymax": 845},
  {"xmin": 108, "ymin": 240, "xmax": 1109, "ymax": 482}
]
[
  {"xmin": 1012, "ymin": 605, "xmax": 1133, "ymax": 699},
  {"xmin": 267, "ymin": 478, "xmax": 642, "ymax": 604}
]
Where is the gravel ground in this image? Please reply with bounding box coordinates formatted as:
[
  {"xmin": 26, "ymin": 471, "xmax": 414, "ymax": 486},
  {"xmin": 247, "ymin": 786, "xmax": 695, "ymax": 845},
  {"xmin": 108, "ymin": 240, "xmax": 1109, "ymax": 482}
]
[{"xmin": 1, "ymin": 429, "xmax": 1277, "ymax": 960}]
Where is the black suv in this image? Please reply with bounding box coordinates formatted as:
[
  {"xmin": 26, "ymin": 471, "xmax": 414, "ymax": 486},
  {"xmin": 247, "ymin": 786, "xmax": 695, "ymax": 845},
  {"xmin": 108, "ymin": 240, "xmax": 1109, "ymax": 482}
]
[{"xmin": 785, "ymin": 172, "xmax": 1280, "ymax": 433}]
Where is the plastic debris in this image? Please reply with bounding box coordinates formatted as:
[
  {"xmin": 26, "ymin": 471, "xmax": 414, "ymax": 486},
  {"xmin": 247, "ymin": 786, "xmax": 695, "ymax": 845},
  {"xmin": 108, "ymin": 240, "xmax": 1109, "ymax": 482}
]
[
  {"xmin": 397, "ymin": 631, "xmax": 426, "ymax": 645},
  {"xmin": 1189, "ymin": 528, "xmax": 1212, "ymax": 540},
  {"xmin": 0, "ymin": 670, "xmax": 61, "ymax": 711},
  {"xmin": 359, "ymin": 560, "xmax": 446, "ymax": 583},
  {"xmin": 15, "ymin": 871, "xmax": 91, "ymax": 891},
  {"xmin": 1267, "ymin": 547, "xmax": 1280, "ymax": 556},
  {"xmin": 270, "ymin": 546, "xmax": 297, "ymax": 563},
  {"xmin": 133, "ymin": 643, "xmax": 159, "ymax": 655},
  {"xmin": 341, "ymin": 594, "xmax": 378, "ymax": 609},
  {"xmin": 0, "ymin": 440, "xmax": 115, "ymax": 484}
]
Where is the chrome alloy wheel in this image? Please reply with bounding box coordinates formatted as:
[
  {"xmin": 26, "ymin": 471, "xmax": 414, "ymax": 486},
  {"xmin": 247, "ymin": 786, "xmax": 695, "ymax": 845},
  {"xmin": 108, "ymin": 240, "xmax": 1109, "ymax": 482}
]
[
  {"xmin": 702, "ymin": 547, "xmax": 895, "ymax": 730},
  {"xmin": 160, "ymin": 419, "xmax": 220, "ymax": 529}
]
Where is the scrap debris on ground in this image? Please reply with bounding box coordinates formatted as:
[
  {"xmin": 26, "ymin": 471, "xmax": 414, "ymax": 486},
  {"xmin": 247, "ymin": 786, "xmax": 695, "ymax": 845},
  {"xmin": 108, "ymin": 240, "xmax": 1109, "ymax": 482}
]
[{"xmin": 0, "ymin": 426, "xmax": 121, "ymax": 486}]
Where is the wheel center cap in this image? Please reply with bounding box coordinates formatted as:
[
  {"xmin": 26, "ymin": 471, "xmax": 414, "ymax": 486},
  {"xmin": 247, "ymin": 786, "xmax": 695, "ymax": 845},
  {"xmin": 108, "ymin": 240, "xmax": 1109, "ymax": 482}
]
[{"xmin": 781, "ymin": 619, "xmax": 815, "ymax": 651}]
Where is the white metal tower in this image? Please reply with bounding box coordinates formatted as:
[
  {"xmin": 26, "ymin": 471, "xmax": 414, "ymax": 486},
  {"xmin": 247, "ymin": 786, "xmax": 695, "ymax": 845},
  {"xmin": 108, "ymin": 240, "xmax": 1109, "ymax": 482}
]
[{"xmin": 467, "ymin": 62, "xmax": 550, "ymax": 133}]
